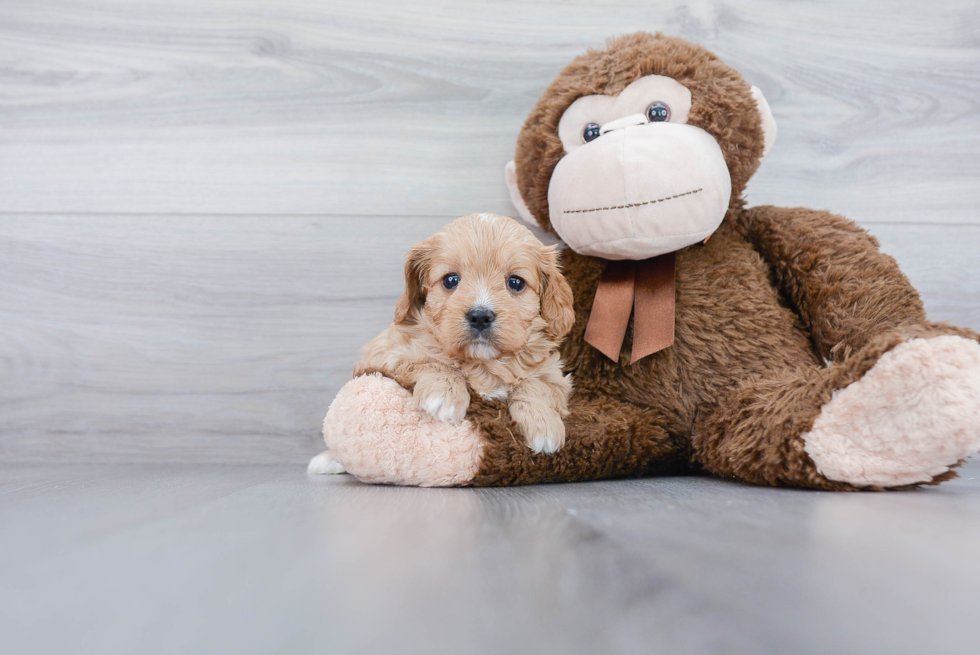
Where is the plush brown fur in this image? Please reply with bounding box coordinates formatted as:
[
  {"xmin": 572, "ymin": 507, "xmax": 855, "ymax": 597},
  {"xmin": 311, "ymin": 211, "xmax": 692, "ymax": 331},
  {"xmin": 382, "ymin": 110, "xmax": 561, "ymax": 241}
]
[
  {"xmin": 462, "ymin": 32, "xmax": 980, "ymax": 489},
  {"xmin": 460, "ymin": 210, "xmax": 979, "ymax": 489},
  {"xmin": 358, "ymin": 32, "xmax": 980, "ymax": 489}
]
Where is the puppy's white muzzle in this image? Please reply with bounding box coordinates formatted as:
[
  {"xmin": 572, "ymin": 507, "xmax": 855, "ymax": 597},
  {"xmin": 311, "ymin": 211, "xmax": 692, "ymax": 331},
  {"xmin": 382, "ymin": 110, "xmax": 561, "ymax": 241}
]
[{"xmin": 548, "ymin": 122, "xmax": 732, "ymax": 260}]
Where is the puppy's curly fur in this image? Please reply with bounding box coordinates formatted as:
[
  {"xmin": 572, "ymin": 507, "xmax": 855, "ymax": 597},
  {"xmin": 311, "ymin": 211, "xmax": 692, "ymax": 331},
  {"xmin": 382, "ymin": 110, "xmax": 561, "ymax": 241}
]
[{"xmin": 355, "ymin": 213, "xmax": 575, "ymax": 453}]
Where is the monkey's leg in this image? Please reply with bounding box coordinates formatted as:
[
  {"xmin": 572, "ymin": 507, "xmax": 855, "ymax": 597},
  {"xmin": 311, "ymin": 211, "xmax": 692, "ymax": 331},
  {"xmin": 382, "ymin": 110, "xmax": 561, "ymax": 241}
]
[
  {"xmin": 324, "ymin": 373, "xmax": 684, "ymax": 487},
  {"xmin": 692, "ymin": 329, "xmax": 980, "ymax": 490}
]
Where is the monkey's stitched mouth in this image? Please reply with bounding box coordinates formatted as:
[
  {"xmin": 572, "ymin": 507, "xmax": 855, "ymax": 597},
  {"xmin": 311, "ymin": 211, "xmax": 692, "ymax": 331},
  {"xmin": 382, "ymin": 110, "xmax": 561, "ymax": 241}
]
[{"xmin": 563, "ymin": 188, "xmax": 703, "ymax": 214}]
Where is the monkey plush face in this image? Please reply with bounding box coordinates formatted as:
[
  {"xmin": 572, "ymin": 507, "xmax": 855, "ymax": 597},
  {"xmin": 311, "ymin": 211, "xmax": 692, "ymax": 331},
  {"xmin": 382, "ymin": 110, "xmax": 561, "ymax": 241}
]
[{"xmin": 505, "ymin": 32, "xmax": 777, "ymax": 261}]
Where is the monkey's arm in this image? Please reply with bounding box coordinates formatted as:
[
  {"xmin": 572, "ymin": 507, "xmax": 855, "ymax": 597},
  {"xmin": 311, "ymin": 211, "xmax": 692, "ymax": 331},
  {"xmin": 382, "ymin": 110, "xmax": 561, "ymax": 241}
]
[
  {"xmin": 467, "ymin": 391, "xmax": 687, "ymax": 485},
  {"xmin": 322, "ymin": 372, "xmax": 686, "ymax": 487},
  {"xmin": 737, "ymin": 205, "xmax": 944, "ymax": 362}
]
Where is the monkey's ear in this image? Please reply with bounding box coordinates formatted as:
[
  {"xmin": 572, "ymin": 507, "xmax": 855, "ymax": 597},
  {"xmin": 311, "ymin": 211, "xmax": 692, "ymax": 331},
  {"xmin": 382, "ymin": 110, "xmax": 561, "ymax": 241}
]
[
  {"xmin": 504, "ymin": 160, "xmax": 541, "ymax": 229},
  {"xmin": 750, "ymin": 86, "xmax": 777, "ymax": 158},
  {"xmin": 539, "ymin": 246, "xmax": 575, "ymax": 341},
  {"xmin": 394, "ymin": 237, "xmax": 435, "ymax": 325}
]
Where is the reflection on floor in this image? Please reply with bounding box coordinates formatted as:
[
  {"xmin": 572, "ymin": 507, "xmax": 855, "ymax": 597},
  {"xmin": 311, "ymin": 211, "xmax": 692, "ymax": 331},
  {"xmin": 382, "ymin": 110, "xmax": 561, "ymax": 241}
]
[{"xmin": 2, "ymin": 461, "xmax": 978, "ymax": 655}]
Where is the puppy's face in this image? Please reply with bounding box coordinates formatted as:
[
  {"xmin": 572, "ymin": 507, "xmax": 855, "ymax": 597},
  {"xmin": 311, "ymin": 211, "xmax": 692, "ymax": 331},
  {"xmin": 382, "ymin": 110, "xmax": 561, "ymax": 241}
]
[{"xmin": 395, "ymin": 214, "xmax": 575, "ymax": 360}]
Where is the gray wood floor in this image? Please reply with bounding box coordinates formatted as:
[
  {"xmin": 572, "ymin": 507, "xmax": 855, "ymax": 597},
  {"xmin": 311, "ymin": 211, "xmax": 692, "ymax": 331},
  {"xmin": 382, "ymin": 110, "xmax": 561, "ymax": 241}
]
[
  {"xmin": 3, "ymin": 3, "xmax": 980, "ymax": 654},
  {"xmin": 3, "ymin": 460, "xmax": 980, "ymax": 655}
]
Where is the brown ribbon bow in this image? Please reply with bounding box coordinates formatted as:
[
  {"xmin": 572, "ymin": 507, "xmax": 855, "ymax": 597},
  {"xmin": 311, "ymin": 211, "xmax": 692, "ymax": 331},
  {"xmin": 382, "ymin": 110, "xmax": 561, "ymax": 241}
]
[{"xmin": 584, "ymin": 252, "xmax": 676, "ymax": 364}]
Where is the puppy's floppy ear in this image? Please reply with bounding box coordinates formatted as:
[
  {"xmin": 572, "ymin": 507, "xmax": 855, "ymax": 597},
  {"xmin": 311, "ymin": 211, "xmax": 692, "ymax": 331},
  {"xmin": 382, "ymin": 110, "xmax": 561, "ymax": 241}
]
[
  {"xmin": 394, "ymin": 236, "xmax": 435, "ymax": 325},
  {"xmin": 538, "ymin": 245, "xmax": 575, "ymax": 341}
]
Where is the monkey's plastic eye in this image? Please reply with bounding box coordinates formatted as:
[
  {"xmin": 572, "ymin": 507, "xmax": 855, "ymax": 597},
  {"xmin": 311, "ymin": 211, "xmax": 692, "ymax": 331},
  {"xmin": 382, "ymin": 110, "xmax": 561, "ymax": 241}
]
[
  {"xmin": 583, "ymin": 123, "xmax": 601, "ymax": 143},
  {"xmin": 442, "ymin": 273, "xmax": 460, "ymax": 290},
  {"xmin": 646, "ymin": 102, "xmax": 670, "ymax": 122},
  {"xmin": 507, "ymin": 276, "xmax": 526, "ymax": 292}
]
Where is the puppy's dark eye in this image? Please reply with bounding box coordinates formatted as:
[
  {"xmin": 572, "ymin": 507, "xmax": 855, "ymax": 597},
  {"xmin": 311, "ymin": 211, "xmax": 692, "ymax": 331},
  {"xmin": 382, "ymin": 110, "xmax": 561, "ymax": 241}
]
[
  {"xmin": 583, "ymin": 123, "xmax": 601, "ymax": 143},
  {"xmin": 442, "ymin": 273, "xmax": 459, "ymax": 290},
  {"xmin": 507, "ymin": 276, "xmax": 526, "ymax": 292},
  {"xmin": 646, "ymin": 102, "xmax": 670, "ymax": 122}
]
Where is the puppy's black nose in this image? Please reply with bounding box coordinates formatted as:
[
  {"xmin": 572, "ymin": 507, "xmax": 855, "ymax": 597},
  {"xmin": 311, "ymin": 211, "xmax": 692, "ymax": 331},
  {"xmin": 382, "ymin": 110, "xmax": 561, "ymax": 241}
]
[{"xmin": 466, "ymin": 307, "xmax": 496, "ymax": 332}]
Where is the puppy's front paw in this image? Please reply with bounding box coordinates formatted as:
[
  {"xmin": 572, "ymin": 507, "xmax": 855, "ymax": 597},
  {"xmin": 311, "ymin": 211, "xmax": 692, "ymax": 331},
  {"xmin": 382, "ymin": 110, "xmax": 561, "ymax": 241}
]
[
  {"xmin": 414, "ymin": 375, "xmax": 470, "ymax": 423},
  {"xmin": 510, "ymin": 403, "xmax": 566, "ymax": 454}
]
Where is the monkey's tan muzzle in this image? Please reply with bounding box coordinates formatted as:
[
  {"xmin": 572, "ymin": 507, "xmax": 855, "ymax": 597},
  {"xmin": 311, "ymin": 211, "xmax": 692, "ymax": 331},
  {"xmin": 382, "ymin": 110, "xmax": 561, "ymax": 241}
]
[{"xmin": 548, "ymin": 122, "xmax": 732, "ymax": 261}]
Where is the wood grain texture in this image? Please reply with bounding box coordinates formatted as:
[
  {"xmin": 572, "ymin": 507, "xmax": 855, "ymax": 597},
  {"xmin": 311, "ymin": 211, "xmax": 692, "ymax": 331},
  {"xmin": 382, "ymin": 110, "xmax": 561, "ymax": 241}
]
[
  {"xmin": 3, "ymin": 461, "xmax": 980, "ymax": 655},
  {"xmin": 0, "ymin": 215, "xmax": 977, "ymax": 462},
  {"xmin": 1, "ymin": 1, "xmax": 978, "ymax": 461},
  {"xmin": 1, "ymin": 0, "xmax": 978, "ymax": 222},
  {"xmin": 0, "ymin": 214, "xmax": 442, "ymax": 462}
]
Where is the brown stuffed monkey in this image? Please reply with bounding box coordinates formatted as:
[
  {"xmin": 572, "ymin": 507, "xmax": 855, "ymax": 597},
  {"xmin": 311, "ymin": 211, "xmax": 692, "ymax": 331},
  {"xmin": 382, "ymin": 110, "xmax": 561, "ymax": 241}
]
[{"xmin": 314, "ymin": 32, "xmax": 980, "ymax": 490}]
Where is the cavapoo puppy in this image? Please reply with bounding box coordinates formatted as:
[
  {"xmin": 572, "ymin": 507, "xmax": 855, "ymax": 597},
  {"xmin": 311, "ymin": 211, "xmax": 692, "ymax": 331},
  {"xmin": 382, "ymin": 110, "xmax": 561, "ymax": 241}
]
[{"xmin": 356, "ymin": 212, "xmax": 576, "ymax": 454}]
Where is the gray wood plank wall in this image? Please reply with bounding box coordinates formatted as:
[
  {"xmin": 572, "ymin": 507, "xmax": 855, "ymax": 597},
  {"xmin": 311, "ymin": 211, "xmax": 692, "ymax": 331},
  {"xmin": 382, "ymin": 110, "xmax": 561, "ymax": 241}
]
[{"xmin": 2, "ymin": 0, "xmax": 978, "ymax": 463}]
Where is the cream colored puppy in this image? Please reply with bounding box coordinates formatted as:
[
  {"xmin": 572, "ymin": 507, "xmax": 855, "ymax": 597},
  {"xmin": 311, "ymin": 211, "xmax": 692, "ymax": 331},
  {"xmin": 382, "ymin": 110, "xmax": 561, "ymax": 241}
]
[{"xmin": 356, "ymin": 212, "xmax": 575, "ymax": 454}]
